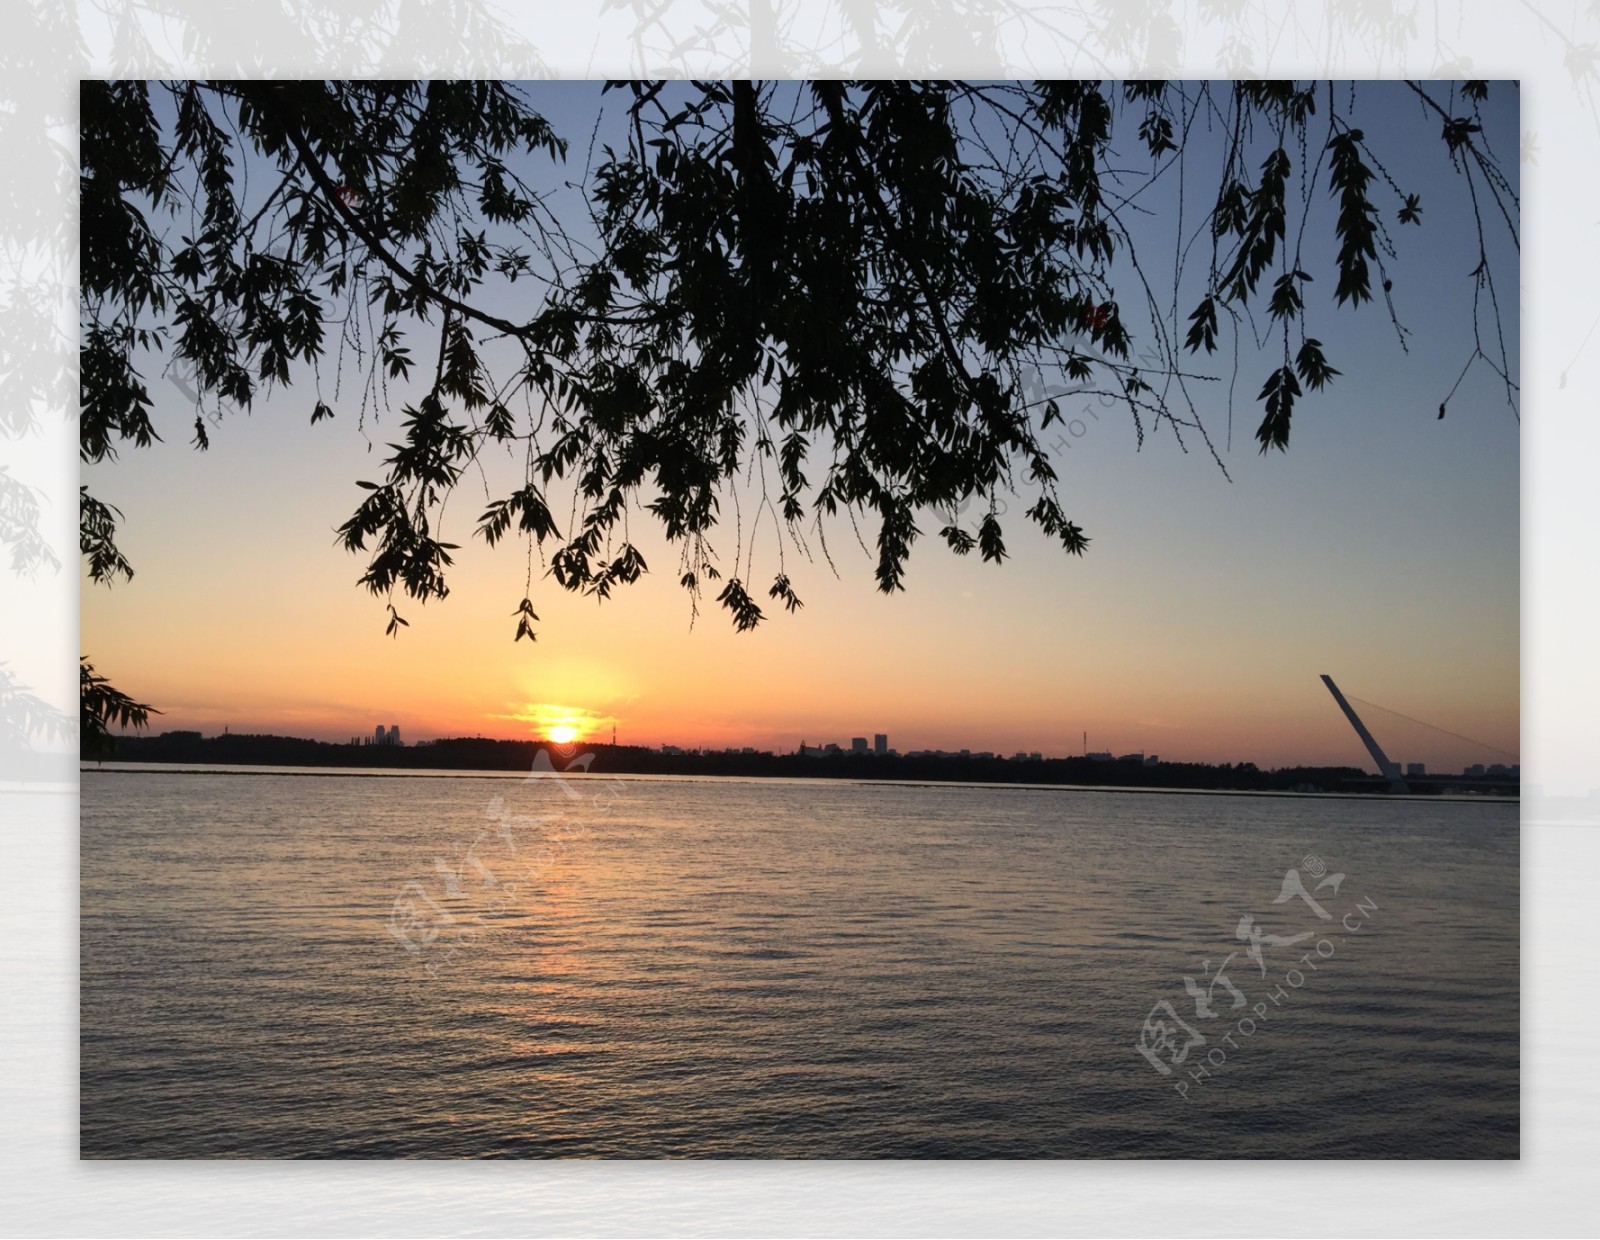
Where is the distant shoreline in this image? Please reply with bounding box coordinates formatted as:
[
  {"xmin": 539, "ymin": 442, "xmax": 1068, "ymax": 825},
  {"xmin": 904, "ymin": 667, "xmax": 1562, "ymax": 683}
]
[
  {"xmin": 82, "ymin": 732, "xmax": 1520, "ymax": 798},
  {"xmin": 79, "ymin": 759, "xmax": 1517, "ymax": 804}
]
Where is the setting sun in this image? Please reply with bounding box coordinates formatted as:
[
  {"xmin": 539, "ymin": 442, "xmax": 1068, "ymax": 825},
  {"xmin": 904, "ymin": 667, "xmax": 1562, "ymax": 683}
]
[{"xmin": 493, "ymin": 702, "xmax": 613, "ymax": 745}]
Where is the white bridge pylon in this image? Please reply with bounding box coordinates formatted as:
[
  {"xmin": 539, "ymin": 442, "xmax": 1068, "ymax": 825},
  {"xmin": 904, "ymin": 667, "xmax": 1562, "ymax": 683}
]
[{"xmin": 1320, "ymin": 674, "xmax": 1409, "ymax": 793}]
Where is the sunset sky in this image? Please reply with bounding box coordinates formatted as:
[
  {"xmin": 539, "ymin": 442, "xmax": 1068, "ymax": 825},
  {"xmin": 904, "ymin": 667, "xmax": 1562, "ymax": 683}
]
[{"xmin": 79, "ymin": 81, "xmax": 1520, "ymax": 769}]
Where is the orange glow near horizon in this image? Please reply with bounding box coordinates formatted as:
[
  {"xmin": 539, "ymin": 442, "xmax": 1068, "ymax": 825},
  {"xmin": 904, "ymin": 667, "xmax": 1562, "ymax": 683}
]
[
  {"xmin": 73, "ymin": 438, "xmax": 1521, "ymax": 766},
  {"xmin": 493, "ymin": 702, "xmax": 610, "ymax": 746}
]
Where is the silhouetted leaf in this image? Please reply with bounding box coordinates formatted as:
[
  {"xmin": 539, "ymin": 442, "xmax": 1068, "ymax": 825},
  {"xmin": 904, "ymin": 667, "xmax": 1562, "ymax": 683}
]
[
  {"xmin": 1255, "ymin": 365, "xmax": 1302, "ymax": 451},
  {"xmin": 1185, "ymin": 296, "xmax": 1219, "ymax": 353},
  {"xmin": 1295, "ymin": 338, "xmax": 1340, "ymax": 391},
  {"xmin": 717, "ymin": 578, "xmax": 764, "ymax": 631}
]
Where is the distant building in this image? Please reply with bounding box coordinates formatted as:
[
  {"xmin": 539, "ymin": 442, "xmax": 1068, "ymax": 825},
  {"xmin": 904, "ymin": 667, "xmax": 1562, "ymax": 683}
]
[
  {"xmin": 1465, "ymin": 764, "xmax": 1486, "ymax": 777},
  {"xmin": 374, "ymin": 725, "xmax": 387, "ymax": 745},
  {"xmin": 851, "ymin": 737, "xmax": 869, "ymax": 754},
  {"xmin": 1087, "ymin": 751, "xmax": 1114, "ymax": 762},
  {"xmin": 874, "ymin": 733, "xmax": 888, "ymax": 755},
  {"xmin": 389, "ymin": 725, "xmax": 402, "ymax": 747},
  {"xmin": 1143, "ymin": 755, "xmax": 1159, "ymax": 767},
  {"xmin": 1118, "ymin": 753, "xmax": 1144, "ymax": 764},
  {"xmin": 1406, "ymin": 763, "xmax": 1426, "ymax": 778}
]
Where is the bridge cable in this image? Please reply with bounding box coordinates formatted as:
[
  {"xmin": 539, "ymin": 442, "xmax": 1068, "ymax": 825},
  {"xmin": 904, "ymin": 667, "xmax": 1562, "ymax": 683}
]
[{"xmin": 1344, "ymin": 694, "xmax": 1518, "ymax": 761}]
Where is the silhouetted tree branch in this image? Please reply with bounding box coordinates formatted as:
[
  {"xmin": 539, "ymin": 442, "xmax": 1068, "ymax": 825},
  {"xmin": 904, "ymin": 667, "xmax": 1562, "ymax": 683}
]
[
  {"xmin": 79, "ymin": 78, "xmax": 1518, "ymax": 647},
  {"xmin": 79, "ymin": 656, "xmax": 160, "ymax": 761}
]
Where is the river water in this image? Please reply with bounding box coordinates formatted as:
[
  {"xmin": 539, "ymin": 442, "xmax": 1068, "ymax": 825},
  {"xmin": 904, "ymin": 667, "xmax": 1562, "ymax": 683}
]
[{"xmin": 79, "ymin": 766, "xmax": 1518, "ymax": 1158}]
